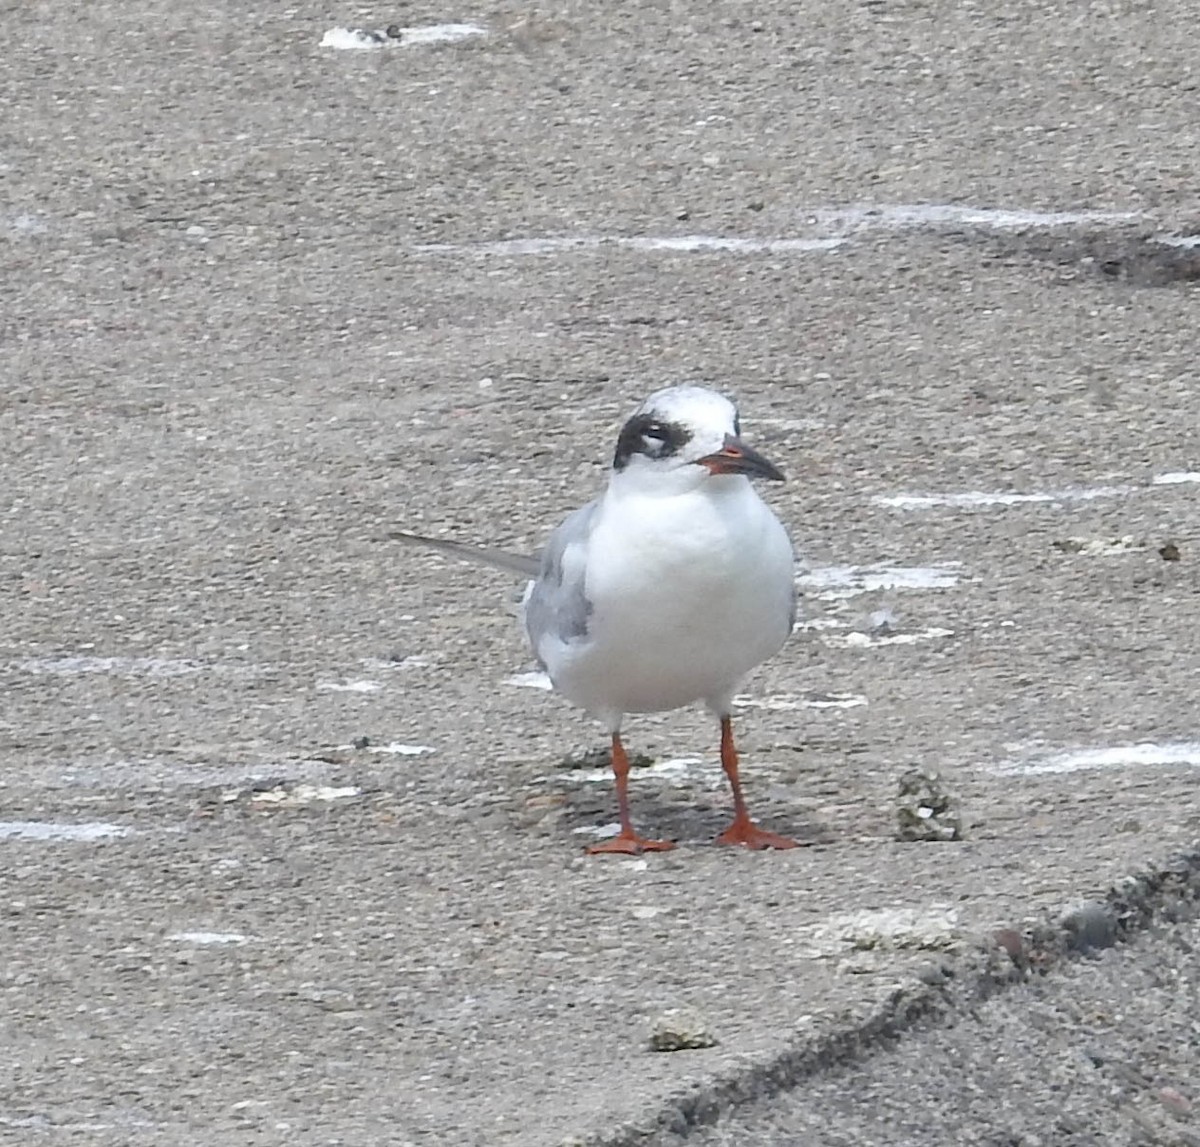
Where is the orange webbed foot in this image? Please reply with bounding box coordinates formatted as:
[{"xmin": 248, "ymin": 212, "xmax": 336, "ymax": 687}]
[
  {"xmin": 715, "ymin": 819, "xmax": 799, "ymax": 850},
  {"xmin": 585, "ymin": 833, "xmax": 676, "ymax": 856}
]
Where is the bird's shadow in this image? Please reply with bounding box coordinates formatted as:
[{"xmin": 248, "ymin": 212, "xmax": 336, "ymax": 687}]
[{"xmin": 561, "ymin": 786, "xmax": 833, "ymax": 850}]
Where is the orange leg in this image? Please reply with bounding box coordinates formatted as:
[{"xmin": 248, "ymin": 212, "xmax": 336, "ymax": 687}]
[
  {"xmin": 715, "ymin": 716, "xmax": 799, "ymax": 849},
  {"xmin": 586, "ymin": 733, "xmax": 675, "ymax": 855}
]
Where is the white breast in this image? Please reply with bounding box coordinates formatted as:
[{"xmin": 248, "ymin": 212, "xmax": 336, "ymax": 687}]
[{"xmin": 539, "ymin": 478, "xmax": 795, "ymax": 724}]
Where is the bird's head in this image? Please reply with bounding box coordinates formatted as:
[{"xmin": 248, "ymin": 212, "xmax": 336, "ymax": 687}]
[{"xmin": 610, "ymin": 385, "xmax": 785, "ymax": 494}]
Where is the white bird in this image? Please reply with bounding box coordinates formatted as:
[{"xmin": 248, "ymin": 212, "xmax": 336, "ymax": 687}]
[{"xmin": 396, "ymin": 385, "xmax": 799, "ymax": 854}]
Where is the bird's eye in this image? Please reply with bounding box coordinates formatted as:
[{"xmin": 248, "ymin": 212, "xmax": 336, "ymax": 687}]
[{"xmin": 642, "ymin": 421, "xmax": 667, "ymax": 441}]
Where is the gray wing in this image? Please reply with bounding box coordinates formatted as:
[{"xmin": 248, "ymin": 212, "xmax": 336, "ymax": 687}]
[
  {"xmin": 390, "ymin": 531, "xmax": 539, "ymax": 578},
  {"xmin": 523, "ymin": 500, "xmax": 598, "ymax": 660}
]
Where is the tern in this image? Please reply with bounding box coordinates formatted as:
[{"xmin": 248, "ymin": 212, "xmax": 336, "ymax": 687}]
[{"xmin": 396, "ymin": 385, "xmax": 799, "ymax": 854}]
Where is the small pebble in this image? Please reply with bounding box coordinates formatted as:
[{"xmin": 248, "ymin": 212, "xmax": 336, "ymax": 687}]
[
  {"xmin": 649, "ymin": 1007, "xmax": 718, "ymax": 1052},
  {"xmin": 992, "ymin": 928, "xmax": 1026, "ymax": 963},
  {"xmin": 868, "ymin": 608, "xmax": 898, "ymax": 637},
  {"xmin": 1062, "ymin": 902, "xmax": 1118, "ymax": 952},
  {"xmin": 1158, "ymin": 1086, "xmax": 1192, "ymax": 1116},
  {"xmin": 894, "ymin": 768, "xmax": 961, "ymax": 842}
]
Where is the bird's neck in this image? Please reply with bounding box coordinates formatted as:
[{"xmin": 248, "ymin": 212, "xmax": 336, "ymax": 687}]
[{"xmin": 605, "ymin": 468, "xmax": 750, "ymax": 505}]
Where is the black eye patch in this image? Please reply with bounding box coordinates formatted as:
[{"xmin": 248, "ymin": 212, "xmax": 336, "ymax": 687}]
[{"xmin": 613, "ymin": 413, "xmax": 692, "ymax": 470}]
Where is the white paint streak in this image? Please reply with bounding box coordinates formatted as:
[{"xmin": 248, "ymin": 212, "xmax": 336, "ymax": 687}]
[
  {"xmin": 415, "ymin": 235, "xmax": 845, "ymax": 257},
  {"xmin": 799, "ymin": 564, "xmax": 964, "ymax": 599},
  {"xmin": 402, "ymin": 22, "xmax": 487, "ymax": 44},
  {"xmin": 0, "ymin": 821, "xmax": 129, "ymax": 842},
  {"xmin": 571, "ymin": 822, "xmax": 622, "ymax": 839},
  {"xmin": 334, "ymin": 741, "xmax": 435, "ymax": 756},
  {"xmin": 877, "ymin": 491, "xmax": 1055, "ymax": 509},
  {"xmin": 807, "ymin": 204, "xmax": 1140, "ymax": 234},
  {"xmin": 1153, "ymin": 472, "xmax": 1200, "ymax": 485},
  {"xmin": 15, "ymin": 656, "xmax": 203, "ymax": 677},
  {"xmin": 321, "ymin": 27, "xmax": 390, "ymax": 48},
  {"xmin": 407, "ymin": 201, "xmax": 1147, "ymax": 265},
  {"xmin": 321, "ymin": 23, "xmax": 485, "ymax": 49},
  {"xmin": 169, "ymin": 931, "xmax": 249, "ymax": 945},
  {"xmin": 875, "ymin": 486, "xmax": 1133, "ymax": 510},
  {"xmin": 333, "ymin": 739, "xmax": 436, "ymax": 758},
  {"xmin": 805, "ymin": 692, "xmax": 869, "ymax": 709},
  {"xmin": 735, "ymin": 692, "xmax": 867, "ymax": 711},
  {"xmin": 506, "ymin": 670, "xmax": 554, "ymax": 691},
  {"xmin": 367, "ymin": 742, "xmax": 436, "ymax": 756},
  {"xmin": 1000, "ymin": 741, "xmax": 1200, "ymax": 776},
  {"xmin": 1155, "ymin": 234, "xmax": 1200, "ymax": 249},
  {"xmin": 4, "ymin": 213, "xmax": 48, "ymax": 235},
  {"xmin": 627, "ymin": 235, "xmax": 844, "ymax": 253},
  {"xmin": 573, "ymin": 757, "xmax": 707, "ymax": 784},
  {"xmin": 823, "ymin": 627, "xmax": 954, "ymax": 648},
  {"xmin": 644, "ymin": 757, "xmax": 706, "ymax": 778},
  {"xmin": 422, "ymin": 236, "xmax": 592, "ymax": 256},
  {"xmin": 244, "ymin": 784, "xmax": 362, "ymax": 804},
  {"xmin": 317, "ymin": 680, "xmax": 382, "ymax": 693}
]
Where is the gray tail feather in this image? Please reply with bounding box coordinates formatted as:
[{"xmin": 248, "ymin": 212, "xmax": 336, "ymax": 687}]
[{"xmin": 390, "ymin": 531, "xmax": 539, "ymax": 578}]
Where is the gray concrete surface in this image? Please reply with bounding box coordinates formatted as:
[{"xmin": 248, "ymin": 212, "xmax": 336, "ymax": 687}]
[
  {"xmin": 689, "ymin": 906, "xmax": 1200, "ymax": 1147},
  {"xmin": 2, "ymin": 0, "xmax": 1200, "ymax": 1144}
]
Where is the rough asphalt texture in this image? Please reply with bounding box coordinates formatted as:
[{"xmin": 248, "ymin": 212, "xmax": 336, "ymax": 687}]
[
  {"xmin": 2, "ymin": 1, "xmax": 1199, "ymax": 1144},
  {"xmin": 690, "ymin": 900, "xmax": 1200, "ymax": 1147}
]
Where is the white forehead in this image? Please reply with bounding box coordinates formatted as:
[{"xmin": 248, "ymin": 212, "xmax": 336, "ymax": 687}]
[{"xmin": 635, "ymin": 385, "xmax": 737, "ymax": 435}]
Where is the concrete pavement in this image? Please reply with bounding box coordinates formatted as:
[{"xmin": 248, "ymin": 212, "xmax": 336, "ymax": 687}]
[{"xmin": 2, "ymin": 1, "xmax": 1199, "ymax": 1143}]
